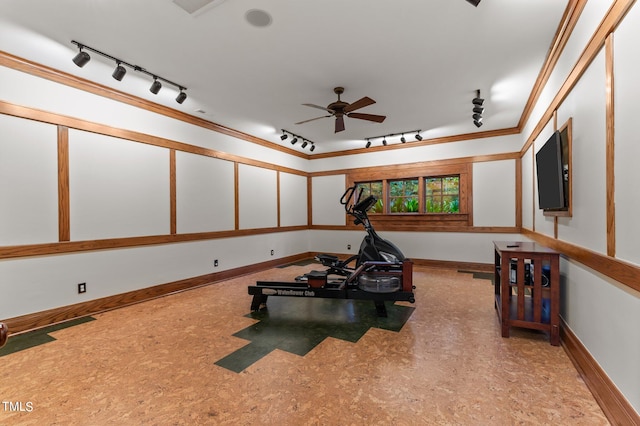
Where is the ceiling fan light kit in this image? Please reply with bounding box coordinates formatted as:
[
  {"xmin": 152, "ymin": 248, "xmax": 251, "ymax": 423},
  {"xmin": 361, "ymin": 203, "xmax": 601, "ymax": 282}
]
[{"xmin": 296, "ymin": 87, "xmax": 387, "ymax": 133}]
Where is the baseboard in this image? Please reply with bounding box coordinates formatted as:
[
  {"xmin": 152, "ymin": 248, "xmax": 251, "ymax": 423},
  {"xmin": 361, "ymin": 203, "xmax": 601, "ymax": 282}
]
[
  {"xmin": 561, "ymin": 318, "xmax": 640, "ymax": 425},
  {"xmin": 3, "ymin": 252, "xmax": 312, "ymax": 335}
]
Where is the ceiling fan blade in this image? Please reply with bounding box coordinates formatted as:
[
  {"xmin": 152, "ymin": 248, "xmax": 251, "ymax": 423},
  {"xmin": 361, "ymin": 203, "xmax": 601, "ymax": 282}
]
[
  {"xmin": 347, "ymin": 112, "xmax": 386, "ymax": 123},
  {"xmin": 344, "ymin": 96, "xmax": 375, "ymax": 113},
  {"xmin": 295, "ymin": 115, "xmax": 331, "ymax": 125},
  {"xmin": 302, "ymin": 103, "xmax": 333, "ymax": 113},
  {"xmin": 335, "ymin": 116, "xmax": 345, "ymax": 133}
]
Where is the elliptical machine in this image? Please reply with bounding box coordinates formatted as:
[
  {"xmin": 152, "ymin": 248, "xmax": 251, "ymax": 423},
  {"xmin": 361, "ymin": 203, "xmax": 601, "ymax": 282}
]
[{"xmin": 248, "ymin": 185, "xmax": 416, "ymax": 317}]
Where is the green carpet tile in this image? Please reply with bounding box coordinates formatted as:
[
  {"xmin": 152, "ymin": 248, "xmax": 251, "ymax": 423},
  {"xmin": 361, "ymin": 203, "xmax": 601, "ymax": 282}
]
[
  {"xmin": 215, "ymin": 297, "xmax": 414, "ymax": 373},
  {"xmin": 0, "ymin": 316, "xmax": 96, "ymax": 357}
]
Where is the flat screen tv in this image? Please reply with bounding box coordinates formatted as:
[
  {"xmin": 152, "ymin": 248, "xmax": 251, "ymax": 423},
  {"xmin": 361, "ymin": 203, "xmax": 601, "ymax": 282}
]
[{"xmin": 536, "ymin": 130, "xmax": 567, "ymax": 210}]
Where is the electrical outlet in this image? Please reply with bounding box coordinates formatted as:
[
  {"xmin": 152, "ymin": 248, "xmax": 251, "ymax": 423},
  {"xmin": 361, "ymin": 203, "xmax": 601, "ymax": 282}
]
[
  {"xmin": 214, "ymin": 259, "xmax": 219, "ymax": 267},
  {"xmin": 78, "ymin": 283, "xmax": 86, "ymax": 294},
  {"xmin": 270, "ymin": 249, "xmax": 274, "ymax": 256}
]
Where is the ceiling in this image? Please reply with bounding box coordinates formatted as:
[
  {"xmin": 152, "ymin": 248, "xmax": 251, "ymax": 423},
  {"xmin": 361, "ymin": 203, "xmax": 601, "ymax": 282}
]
[{"xmin": 0, "ymin": 0, "xmax": 569, "ymax": 155}]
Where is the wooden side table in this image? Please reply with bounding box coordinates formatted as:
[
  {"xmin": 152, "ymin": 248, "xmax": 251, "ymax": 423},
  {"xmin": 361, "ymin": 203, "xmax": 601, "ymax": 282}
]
[{"xmin": 493, "ymin": 241, "xmax": 560, "ymax": 346}]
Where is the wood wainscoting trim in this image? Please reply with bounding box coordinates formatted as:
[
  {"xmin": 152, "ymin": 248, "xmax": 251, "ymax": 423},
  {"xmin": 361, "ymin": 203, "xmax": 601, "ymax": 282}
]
[
  {"xmin": 3, "ymin": 252, "xmax": 312, "ymax": 335},
  {"xmin": 561, "ymin": 318, "xmax": 640, "ymax": 425}
]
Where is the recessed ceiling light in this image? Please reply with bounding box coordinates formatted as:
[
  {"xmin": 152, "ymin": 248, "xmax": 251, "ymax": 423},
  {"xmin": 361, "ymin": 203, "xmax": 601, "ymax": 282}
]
[{"xmin": 245, "ymin": 9, "xmax": 272, "ymax": 28}]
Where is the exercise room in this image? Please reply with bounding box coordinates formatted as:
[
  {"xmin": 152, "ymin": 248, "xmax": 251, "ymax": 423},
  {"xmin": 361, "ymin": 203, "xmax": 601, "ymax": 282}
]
[{"xmin": 1, "ymin": 1, "xmax": 639, "ymax": 424}]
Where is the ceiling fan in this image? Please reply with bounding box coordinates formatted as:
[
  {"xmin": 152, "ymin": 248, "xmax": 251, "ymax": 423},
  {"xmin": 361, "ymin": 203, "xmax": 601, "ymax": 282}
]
[{"xmin": 295, "ymin": 87, "xmax": 386, "ymax": 133}]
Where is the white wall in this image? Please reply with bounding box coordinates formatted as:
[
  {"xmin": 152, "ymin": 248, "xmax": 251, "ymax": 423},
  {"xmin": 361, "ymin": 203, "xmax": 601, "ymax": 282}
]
[
  {"xmin": 473, "ymin": 160, "xmax": 516, "ymax": 227},
  {"xmin": 0, "ymin": 230, "xmax": 309, "ymax": 319},
  {"xmin": 176, "ymin": 152, "xmax": 235, "ymax": 233},
  {"xmin": 238, "ymin": 164, "xmax": 277, "ymax": 229},
  {"xmin": 311, "ymin": 175, "xmax": 346, "ymax": 226},
  {"xmin": 279, "ymin": 172, "xmax": 308, "ymax": 227},
  {"xmin": 522, "ymin": 2, "xmax": 640, "ymax": 414},
  {"xmin": 309, "ymin": 133, "xmax": 522, "ymax": 172},
  {"xmin": 613, "ymin": 4, "xmax": 640, "ymax": 265},
  {"xmin": 0, "ymin": 115, "xmax": 58, "ymax": 245},
  {"xmin": 69, "ymin": 130, "xmax": 170, "ymax": 240}
]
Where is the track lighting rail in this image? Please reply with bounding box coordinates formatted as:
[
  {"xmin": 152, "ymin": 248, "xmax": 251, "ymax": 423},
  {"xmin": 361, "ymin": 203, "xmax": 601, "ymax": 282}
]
[
  {"xmin": 364, "ymin": 129, "xmax": 422, "ymax": 148},
  {"xmin": 280, "ymin": 129, "xmax": 316, "ymax": 151},
  {"xmin": 71, "ymin": 40, "xmax": 188, "ymax": 103}
]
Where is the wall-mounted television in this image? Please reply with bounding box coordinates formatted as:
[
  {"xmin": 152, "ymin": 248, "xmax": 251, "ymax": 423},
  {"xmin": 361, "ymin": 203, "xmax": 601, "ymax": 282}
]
[{"xmin": 536, "ymin": 130, "xmax": 567, "ymax": 210}]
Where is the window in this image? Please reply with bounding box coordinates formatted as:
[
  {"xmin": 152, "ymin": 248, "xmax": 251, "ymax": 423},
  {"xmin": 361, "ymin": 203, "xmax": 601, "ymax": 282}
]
[
  {"xmin": 425, "ymin": 176, "xmax": 460, "ymax": 213},
  {"xmin": 355, "ymin": 181, "xmax": 384, "ymax": 213},
  {"xmin": 349, "ymin": 162, "xmax": 471, "ymax": 229},
  {"xmin": 389, "ymin": 179, "xmax": 419, "ymax": 213}
]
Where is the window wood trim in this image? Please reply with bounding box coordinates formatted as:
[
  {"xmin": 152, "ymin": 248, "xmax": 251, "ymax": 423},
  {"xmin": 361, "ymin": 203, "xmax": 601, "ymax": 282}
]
[{"xmin": 346, "ymin": 163, "xmax": 472, "ymax": 229}]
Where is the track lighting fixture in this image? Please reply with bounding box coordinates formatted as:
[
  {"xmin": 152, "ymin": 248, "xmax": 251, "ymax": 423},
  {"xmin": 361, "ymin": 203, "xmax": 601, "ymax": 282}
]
[
  {"xmin": 280, "ymin": 130, "xmax": 316, "ymax": 152},
  {"xmin": 466, "ymin": 0, "xmax": 481, "ymax": 6},
  {"xmin": 112, "ymin": 62, "xmax": 126, "ymax": 81},
  {"xmin": 71, "ymin": 40, "xmax": 188, "ymax": 104},
  {"xmin": 150, "ymin": 78, "xmax": 162, "ymax": 94},
  {"xmin": 176, "ymin": 89, "xmax": 187, "ymax": 104},
  {"xmin": 364, "ymin": 130, "xmax": 422, "ymax": 148},
  {"xmin": 72, "ymin": 46, "xmax": 91, "ymax": 68},
  {"xmin": 472, "ymin": 90, "xmax": 485, "ymax": 128}
]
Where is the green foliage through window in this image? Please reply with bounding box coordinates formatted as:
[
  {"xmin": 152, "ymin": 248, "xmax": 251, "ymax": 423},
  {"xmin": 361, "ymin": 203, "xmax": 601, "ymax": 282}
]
[
  {"xmin": 389, "ymin": 179, "xmax": 419, "ymax": 213},
  {"xmin": 425, "ymin": 176, "xmax": 459, "ymax": 213},
  {"xmin": 354, "ymin": 174, "xmax": 460, "ymax": 215},
  {"xmin": 355, "ymin": 181, "xmax": 384, "ymax": 213}
]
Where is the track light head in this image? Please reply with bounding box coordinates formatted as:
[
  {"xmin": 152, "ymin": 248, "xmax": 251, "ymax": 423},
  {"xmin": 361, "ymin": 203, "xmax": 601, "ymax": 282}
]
[
  {"xmin": 176, "ymin": 90, "xmax": 187, "ymax": 104},
  {"xmin": 150, "ymin": 78, "xmax": 162, "ymax": 94},
  {"xmin": 466, "ymin": 0, "xmax": 481, "ymax": 6},
  {"xmin": 400, "ymin": 135, "xmax": 406, "ymax": 143},
  {"xmin": 310, "ymin": 144, "xmax": 315, "ymax": 152},
  {"xmin": 472, "ymin": 97, "xmax": 484, "ymax": 106},
  {"xmin": 301, "ymin": 141, "xmax": 308, "ymax": 148},
  {"xmin": 382, "ymin": 138, "xmax": 387, "ymax": 146},
  {"xmin": 280, "ymin": 133, "xmax": 288, "ymax": 140},
  {"xmin": 291, "ymin": 137, "xmax": 298, "ymax": 145},
  {"xmin": 112, "ymin": 62, "xmax": 126, "ymax": 81},
  {"xmin": 473, "ymin": 113, "xmax": 483, "ymax": 121},
  {"xmin": 72, "ymin": 49, "xmax": 90, "ymax": 68},
  {"xmin": 365, "ymin": 139, "xmax": 371, "ymax": 148},
  {"xmin": 415, "ymin": 133, "xmax": 423, "ymax": 141},
  {"xmin": 474, "ymin": 120, "xmax": 483, "ymax": 128},
  {"xmin": 473, "ymin": 106, "xmax": 484, "ymax": 114}
]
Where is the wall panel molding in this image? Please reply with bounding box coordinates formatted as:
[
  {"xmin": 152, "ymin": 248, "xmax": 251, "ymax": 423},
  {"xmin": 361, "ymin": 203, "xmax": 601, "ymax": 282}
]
[
  {"xmin": 0, "ymin": 100, "xmax": 306, "ymax": 177},
  {"xmin": 57, "ymin": 125, "xmax": 70, "ymax": 242},
  {"xmin": 521, "ymin": 0, "xmax": 637, "ymax": 156},
  {"xmin": 0, "ymin": 226, "xmax": 308, "ymax": 260},
  {"xmin": 523, "ymin": 229, "xmax": 640, "ymax": 293},
  {"xmin": 0, "ymin": 50, "xmax": 308, "ymax": 160}
]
